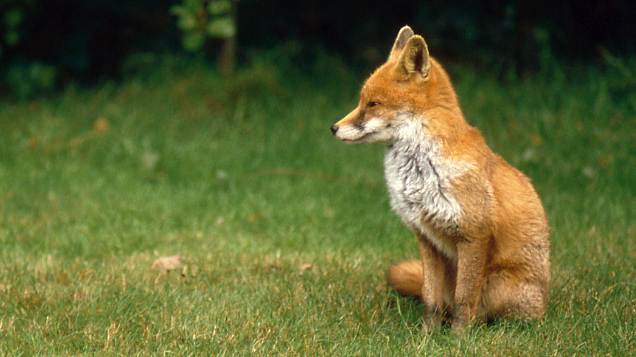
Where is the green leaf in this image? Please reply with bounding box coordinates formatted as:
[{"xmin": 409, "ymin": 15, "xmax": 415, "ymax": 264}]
[
  {"xmin": 182, "ymin": 32, "xmax": 205, "ymax": 52},
  {"xmin": 29, "ymin": 62, "xmax": 57, "ymax": 90},
  {"xmin": 169, "ymin": 5, "xmax": 188, "ymax": 16},
  {"xmin": 4, "ymin": 8, "xmax": 24, "ymax": 28},
  {"xmin": 207, "ymin": 0, "xmax": 232, "ymax": 15},
  {"xmin": 185, "ymin": 0, "xmax": 204, "ymax": 11},
  {"xmin": 205, "ymin": 17, "xmax": 236, "ymax": 38},
  {"xmin": 4, "ymin": 31, "xmax": 20, "ymax": 46},
  {"xmin": 176, "ymin": 14, "xmax": 198, "ymax": 32}
]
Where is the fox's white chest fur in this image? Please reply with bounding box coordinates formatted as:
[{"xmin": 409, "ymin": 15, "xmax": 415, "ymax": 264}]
[{"xmin": 383, "ymin": 125, "xmax": 464, "ymax": 260}]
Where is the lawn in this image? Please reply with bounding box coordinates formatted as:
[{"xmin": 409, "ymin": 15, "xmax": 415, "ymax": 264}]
[{"xmin": 0, "ymin": 51, "xmax": 634, "ymax": 355}]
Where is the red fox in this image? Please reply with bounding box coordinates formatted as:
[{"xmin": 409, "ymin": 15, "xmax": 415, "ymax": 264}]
[{"xmin": 331, "ymin": 26, "xmax": 550, "ymax": 332}]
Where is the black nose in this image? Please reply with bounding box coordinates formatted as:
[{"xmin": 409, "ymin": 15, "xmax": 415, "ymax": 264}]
[{"xmin": 330, "ymin": 125, "xmax": 338, "ymax": 135}]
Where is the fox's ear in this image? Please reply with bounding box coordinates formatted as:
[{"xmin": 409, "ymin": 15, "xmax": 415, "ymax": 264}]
[
  {"xmin": 389, "ymin": 26, "xmax": 414, "ymax": 61},
  {"xmin": 394, "ymin": 35, "xmax": 430, "ymax": 79}
]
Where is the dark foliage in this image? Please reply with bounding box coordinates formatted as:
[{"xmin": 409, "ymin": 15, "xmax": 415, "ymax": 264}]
[{"xmin": 1, "ymin": 0, "xmax": 635, "ymax": 95}]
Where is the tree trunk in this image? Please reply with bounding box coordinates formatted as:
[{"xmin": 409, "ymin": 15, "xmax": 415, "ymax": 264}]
[{"xmin": 219, "ymin": 0, "xmax": 238, "ymax": 76}]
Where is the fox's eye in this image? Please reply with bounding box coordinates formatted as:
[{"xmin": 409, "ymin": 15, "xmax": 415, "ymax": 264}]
[{"xmin": 367, "ymin": 101, "xmax": 380, "ymax": 108}]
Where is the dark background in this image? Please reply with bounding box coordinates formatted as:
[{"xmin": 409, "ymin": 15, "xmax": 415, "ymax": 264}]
[{"xmin": 1, "ymin": 0, "xmax": 635, "ymax": 93}]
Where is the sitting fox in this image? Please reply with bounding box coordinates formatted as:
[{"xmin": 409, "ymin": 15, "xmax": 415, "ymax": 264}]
[{"xmin": 331, "ymin": 26, "xmax": 550, "ymax": 332}]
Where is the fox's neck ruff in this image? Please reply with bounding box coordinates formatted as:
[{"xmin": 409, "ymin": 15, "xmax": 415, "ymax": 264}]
[{"xmin": 383, "ymin": 121, "xmax": 464, "ymax": 259}]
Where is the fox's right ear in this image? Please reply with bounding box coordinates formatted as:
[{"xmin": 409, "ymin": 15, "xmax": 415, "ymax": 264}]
[
  {"xmin": 394, "ymin": 35, "xmax": 431, "ymax": 80},
  {"xmin": 389, "ymin": 26, "xmax": 415, "ymax": 61}
]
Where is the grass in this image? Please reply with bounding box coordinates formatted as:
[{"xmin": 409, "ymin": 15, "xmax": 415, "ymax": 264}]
[{"xmin": 0, "ymin": 51, "xmax": 634, "ymax": 355}]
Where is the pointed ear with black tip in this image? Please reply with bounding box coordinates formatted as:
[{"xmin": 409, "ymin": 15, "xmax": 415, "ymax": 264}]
[
  {"xmin": 388, "ymin": 26, "xmax": 415, "ymax": 61},
  {"xmin": 394, "ymin": 35, "xmax": 431, "ymax": 80}
]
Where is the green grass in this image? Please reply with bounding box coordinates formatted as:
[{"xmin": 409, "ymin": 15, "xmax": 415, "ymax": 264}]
[{"xmin": 0, "ymin": 52, "xmax": 634, "ymax": 355}]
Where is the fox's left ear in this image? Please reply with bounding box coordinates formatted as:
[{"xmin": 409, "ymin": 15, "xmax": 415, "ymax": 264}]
[
  {"xmin": 389, "ymin": 26, "xmax": 415, "ymax": 61},
  {"xmin": 394, "ymin": 35, "xmax": 431, "ymax": 80}
]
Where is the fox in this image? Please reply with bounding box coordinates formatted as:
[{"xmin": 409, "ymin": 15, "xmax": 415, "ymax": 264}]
[{"xmin": 331, "ymin": 26, "xmax": 550, "ymax": 332}]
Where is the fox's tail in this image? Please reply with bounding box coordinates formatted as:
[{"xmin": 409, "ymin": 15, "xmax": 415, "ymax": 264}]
[{"xmin": 386, "ymin": 260, "xmax": 423, "ymax": 299}]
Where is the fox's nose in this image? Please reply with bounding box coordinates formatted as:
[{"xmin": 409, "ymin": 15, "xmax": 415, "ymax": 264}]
[{"xmin": 330, "ymin": 124, "xmax": 338, "ymax": 135}]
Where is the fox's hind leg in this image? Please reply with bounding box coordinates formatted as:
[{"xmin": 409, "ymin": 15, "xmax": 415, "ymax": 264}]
[{"xmin": 478, "ymin": 270, "xmax": 547, "ymax": 322}]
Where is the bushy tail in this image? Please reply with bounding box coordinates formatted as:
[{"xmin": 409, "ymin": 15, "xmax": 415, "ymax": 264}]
[{"xmin": 386, "ymin": 260, "xmax": 423, "ymax": 299}]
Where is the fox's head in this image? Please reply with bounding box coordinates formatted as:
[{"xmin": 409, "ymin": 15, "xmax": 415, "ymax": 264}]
[{"xmin": 331, "ymin": 26, "xmax": 460, "ymax": 145}]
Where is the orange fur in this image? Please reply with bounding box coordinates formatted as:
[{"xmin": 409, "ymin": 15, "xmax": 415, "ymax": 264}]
[{"xmin": 332, "ymin": 26, "xmax": 550, "ymax": 332}]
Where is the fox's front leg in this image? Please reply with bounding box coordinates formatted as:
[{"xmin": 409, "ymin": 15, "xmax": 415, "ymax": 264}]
[
  {"xmin": 451, "ymin": 239, "xmax": 488, "ymax": 332},
  {"xmin": 418, "ymin": 237, "xmax": 447, "ymax": 332}
]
